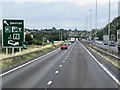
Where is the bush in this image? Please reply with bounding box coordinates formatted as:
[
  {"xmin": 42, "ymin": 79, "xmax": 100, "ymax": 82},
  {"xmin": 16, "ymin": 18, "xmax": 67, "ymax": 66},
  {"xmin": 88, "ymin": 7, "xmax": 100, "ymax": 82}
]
[
  {"xmin": 25, "ymin": 34, "xmax": 32, "ymax": 45},
  {"xmin": 32, "ymin": 39, "xmax": 42, "ymax": 45}
]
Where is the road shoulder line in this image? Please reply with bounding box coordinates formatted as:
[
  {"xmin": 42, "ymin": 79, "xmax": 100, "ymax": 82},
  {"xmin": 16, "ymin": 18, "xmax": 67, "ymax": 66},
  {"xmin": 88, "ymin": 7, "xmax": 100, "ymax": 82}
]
[
  {"xmin": 80, "ymin": 42, "xmax": 120, "ymax": 86},
  {"xmin": 0, "ymin": 48, "xmax": 59, "ymax": 77}
]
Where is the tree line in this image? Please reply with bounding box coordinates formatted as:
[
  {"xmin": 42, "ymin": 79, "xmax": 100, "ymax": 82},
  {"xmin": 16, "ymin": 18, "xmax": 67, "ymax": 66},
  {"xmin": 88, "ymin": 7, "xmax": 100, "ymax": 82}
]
[
  {"xmin": 91, "ymin": 16, "xmax": 120, "ymax": 41},
  {"xmin": 25, "ymin": 27, "xmax": 69, "ymax": 45}
]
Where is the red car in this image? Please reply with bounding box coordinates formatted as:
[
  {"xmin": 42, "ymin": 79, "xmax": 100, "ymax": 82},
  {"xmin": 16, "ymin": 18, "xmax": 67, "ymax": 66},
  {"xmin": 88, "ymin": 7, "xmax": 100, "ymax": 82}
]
[{"xmin": 61, "ymin": 44, "xmax": 68, "ymax": 50}]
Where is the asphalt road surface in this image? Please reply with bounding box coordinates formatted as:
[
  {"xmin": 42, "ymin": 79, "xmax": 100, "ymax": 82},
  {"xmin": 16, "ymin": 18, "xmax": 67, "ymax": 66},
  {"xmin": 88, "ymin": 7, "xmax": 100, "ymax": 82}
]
[{"xmin": 2, "ymin": 42, "xmax": 119, "ymax": 88}]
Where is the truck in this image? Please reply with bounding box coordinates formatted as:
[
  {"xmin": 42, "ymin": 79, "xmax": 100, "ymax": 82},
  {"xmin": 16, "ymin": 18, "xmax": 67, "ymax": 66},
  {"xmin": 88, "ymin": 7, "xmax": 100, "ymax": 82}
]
[
  {"xmin": 103, "ymin": 35, "xmax": 109, "ymax": 45},
  {"xmin": 70, "ymin": 37, "xmax": 75, "ymax": 43},
  {"xmin": 117, "ymin": 29, "xmax": 120, "ymax": 52}
]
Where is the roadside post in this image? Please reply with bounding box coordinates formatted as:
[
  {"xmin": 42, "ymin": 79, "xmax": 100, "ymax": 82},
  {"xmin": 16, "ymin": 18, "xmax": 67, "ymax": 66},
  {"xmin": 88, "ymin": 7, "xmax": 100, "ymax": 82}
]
[
  {"xmin": 2, "ymin": 19, "xmax": 24, "ymax": 55},
  {"xmin": 6, "ymin": 48, "xmax": 8, "ymax": 55},
  {"xmin": 19, "ymin": 48, "xmax": 22, "ymax": 52},
  {"xmin": 12, "ymin": 47, "xmax": 14, "ymax": 56},
  {"xmin": 52, "ymin": 40, "xmax": 54, "ymax": 44}
]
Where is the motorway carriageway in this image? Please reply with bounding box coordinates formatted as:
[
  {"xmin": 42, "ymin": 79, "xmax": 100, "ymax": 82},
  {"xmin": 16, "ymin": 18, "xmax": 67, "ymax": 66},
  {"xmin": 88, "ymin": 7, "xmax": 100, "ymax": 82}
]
[{"xmin": 1, "ymin": 41, "xmax": 119, "ymax": 88}]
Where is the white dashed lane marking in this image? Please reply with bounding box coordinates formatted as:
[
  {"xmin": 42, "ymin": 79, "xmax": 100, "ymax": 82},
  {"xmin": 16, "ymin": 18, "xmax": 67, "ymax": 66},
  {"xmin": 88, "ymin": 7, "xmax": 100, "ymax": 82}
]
[
  {"xmin": 59, "ymin": 65, "xmax": 62, "ymax": 68},
  {"xmin": 47, "ymin": 81, "xmax": 53, "ymax": 85},
  {"xmin": 46, "ymin": 44, "xmax": 74, "ymax": 87},
  {"xmin": 55, "ymin": 71, "xmax": 59, "ymax": 74},
  {"xmin": 0, "ymin": 48, "xmax": 59, "ymax": 77}
]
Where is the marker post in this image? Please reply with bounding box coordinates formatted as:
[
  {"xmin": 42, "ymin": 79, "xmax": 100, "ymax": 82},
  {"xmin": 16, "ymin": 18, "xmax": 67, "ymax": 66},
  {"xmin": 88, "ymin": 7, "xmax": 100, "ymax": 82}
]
[
  {"xmin": 6, "ymin": 48, "xmax": 8, "ymax": 55},
  {"xmin": 12, "ymin": 48, "xmax": 14, "ymax": 56},
  {"xmin": 19, "ymin": 48, "xmax": 21, "ymax": 52}
]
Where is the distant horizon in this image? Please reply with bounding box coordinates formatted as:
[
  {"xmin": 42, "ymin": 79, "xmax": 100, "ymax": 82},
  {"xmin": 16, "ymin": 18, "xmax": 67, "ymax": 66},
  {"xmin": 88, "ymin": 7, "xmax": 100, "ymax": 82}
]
[{"xmin": 0, "ymin": 26, "xmax": 104, "ymax": 31}]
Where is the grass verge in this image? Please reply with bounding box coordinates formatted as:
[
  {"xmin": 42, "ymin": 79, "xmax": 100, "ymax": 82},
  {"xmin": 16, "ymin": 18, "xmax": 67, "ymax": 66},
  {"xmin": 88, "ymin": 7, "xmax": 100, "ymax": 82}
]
[{"xmin": 0, "ymin": 43, "xmax": 62, "ymax": 70}]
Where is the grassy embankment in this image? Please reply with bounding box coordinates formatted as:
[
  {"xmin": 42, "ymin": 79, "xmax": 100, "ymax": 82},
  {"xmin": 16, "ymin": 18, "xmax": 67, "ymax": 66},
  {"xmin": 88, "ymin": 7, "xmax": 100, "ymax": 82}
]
[{"xmin": 0, "ymin": 41, "xmax": 63, "ymax": 70}]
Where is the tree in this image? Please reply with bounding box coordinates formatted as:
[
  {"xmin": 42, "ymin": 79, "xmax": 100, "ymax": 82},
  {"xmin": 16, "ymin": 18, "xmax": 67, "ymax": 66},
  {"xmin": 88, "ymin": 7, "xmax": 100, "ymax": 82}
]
[
  {"xmin": 97, "ymin": 30, "xmax": 103, "ymax": 40},
  {"xmin": 25, "ymin": 34, "xmax": 32, "ymax": 45},
  {"xmin": 52, "ymin": 27, "xmax": 56, "ymax": 31}
]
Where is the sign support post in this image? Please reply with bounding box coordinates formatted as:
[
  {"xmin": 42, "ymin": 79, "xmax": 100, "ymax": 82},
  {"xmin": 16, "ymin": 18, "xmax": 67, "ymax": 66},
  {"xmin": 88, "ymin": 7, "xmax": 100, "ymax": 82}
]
[
  {"xmin": 19, "ymin": 48, "xmax": 21, "ymax": 52},
  {"xmin": 12, "ymin": 48, "xmax": 14, "ymax": 56},
  {"xmin": 6, "ymin": 48, "xmax": 8, "ymax": 55}
]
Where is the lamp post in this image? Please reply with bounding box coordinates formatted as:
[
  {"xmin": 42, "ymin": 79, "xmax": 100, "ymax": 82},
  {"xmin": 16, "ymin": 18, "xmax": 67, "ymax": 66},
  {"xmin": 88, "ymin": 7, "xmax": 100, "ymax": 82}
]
[
  {"xmin": 85, "ymin": 16, "xmax": 88, "ymax": 31},
  {"xmin": 108, "ymin": 0, "xmax": 111, "ymax": 41},
  {"xmin": 95, "ymin": 0, "xmax": 98, "ymax": 40},
  {"xmin": 108, "ymin": 0, "xmax": 111, "ymax": 52},
  {"xmin": 42, "ymin": 37, "xmax": 45, "ymax": 46},
  {"xmin": 59, "ymin": 29, "xmax": 60, "ymax": 41},
  {"xmin": 90, "ymin": 9, "xmax": 92, "ymax": 40},
  {"xmin": 61, "ymin": 30, "xmax": 62, "ymax": 41}
]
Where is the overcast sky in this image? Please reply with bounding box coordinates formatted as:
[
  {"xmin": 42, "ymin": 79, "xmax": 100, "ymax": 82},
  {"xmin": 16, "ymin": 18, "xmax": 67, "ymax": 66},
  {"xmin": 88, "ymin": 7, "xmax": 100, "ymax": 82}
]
[{"xmin": 0, "ymin": 0, "xmax": 119, "ymax": 30}]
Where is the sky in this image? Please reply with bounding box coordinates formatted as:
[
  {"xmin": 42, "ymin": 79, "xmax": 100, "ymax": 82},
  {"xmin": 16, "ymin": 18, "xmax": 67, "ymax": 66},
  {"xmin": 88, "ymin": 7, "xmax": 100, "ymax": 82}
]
[{"xmin": 0, "ymin": 0, "xmax": 120, "ymax": 30}]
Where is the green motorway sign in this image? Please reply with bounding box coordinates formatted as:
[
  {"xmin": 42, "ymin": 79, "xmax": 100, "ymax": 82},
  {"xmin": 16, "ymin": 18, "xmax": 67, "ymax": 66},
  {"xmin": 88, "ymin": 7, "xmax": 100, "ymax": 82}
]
[{"xmin": 2, "ymin": 19, "xmax": 24, "ymax": 48}]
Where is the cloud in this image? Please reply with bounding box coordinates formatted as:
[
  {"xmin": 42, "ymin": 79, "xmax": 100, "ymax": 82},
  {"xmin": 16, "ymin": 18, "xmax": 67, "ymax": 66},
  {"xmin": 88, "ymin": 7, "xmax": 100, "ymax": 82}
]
[
  {"xmin": 1, "ymin": 0, "xmax": 119, "ymax": 30},
  {"xmin": 1, "ymin": 0, "xmax": 119, "ymax": 4}
]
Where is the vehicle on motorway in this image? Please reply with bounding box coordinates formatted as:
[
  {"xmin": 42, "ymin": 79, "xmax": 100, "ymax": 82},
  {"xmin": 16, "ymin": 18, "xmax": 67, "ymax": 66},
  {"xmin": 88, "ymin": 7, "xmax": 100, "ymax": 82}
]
[
  {"xmin": 103, "ymin": 35, "xmax": 109, "ymax": 45},
  {"xmin": 108, "ymin": 41, "xmax": 116, "ymax": 46},
  {"xmin": 61, "ymin": 44, "xmax": 68, "ymax": 50},
  {"xmin": 94, "ymin": 40, "xmax": 103, "ymax": 45},
  {"xmin": 117, "ymin": 29, "xmax": 120, "ymax": 52},
  {"xmin": 70, "ymin": 37, "xmax": 75, "ymax": 43},
  {"xmin": 68, "ymin": 42, "xmax": 72, "ymax": 45}
]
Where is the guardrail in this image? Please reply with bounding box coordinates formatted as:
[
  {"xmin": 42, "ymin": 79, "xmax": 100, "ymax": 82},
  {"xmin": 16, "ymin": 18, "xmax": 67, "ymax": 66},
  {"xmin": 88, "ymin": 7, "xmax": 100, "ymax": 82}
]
[
  {"xmin": 96, "ymin": 45, "xmax": 120, "ymax": 58},
  {"xmin": 0, "ymin": 48, "xmax": 53, "ymax": 70},
  {"xmin": 81, "ymin": 41, "xmax": 120, "ymax": 69},
  {"xmin": 1, "ymin": 49, "xmax": 42, "ymax": 61},
  {"xmin": 0, "ymin": 44, "xmax": 61, "ymax": 70},
  {"xmin": 1, "ymin": 42, "xmax": 63, "ymax": 61}
]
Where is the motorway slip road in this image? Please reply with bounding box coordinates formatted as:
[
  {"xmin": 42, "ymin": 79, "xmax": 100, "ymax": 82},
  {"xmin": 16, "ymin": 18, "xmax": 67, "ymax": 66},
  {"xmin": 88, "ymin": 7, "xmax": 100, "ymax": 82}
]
[{"xmin": 1, "ymin": 42, "xmax": 119, "ymax": 88}]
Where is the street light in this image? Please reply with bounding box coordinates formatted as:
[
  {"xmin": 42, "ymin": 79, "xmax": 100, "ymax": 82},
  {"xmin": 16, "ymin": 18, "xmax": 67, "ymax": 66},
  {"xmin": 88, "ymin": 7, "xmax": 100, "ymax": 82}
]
[
  {"xmin": 42, "ymin": 37, "xmax": 45, "ymax": 46},
  {"xmin": 108, "ymin": 0, "xmax": 111, "ymax": 52},
  {"xmin": 61, "ymin": 30, "xmax": 62, "ymax": 41},
  {"xmin": 95, "ymin": 0, "xmax": 98, "ymax": 40},
  {"xmin": 59, "ymin": 29, "xmax": 60, "ymax": 41},
  {"xmin": 108, "ymin": 0, "xmax": 111, "ymax": 41},
  {"xmin": 90, "ymin": 9, "xmax": 92, "ymax": 40},
  {"xmin": 85, "ymin": 16, "xmax": 88, "ymax": 31}
]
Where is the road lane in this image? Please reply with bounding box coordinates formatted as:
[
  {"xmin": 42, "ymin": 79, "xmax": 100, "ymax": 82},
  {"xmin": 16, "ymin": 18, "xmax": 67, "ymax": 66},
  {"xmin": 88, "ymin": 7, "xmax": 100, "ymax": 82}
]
[
  {"xmin": 50, "ymin": 42, "xmax": 119, "ymax": 88},
  {"xmin": 2, "ymin": 44, "xmax": 74, "ymax": 88},
  {"xmin": 2, "ymin": 42, "xmax": 119, "ymax": 88}
]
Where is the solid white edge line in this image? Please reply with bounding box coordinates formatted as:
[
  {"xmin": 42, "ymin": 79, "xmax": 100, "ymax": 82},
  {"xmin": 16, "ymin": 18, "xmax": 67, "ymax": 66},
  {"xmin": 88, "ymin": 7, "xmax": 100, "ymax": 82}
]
[
  {"xmin": 63, "ymin": 61, "xmax": 65, "ymax": 62},
  {"xmin": 47, "ymin": 81, "xmax": 53, "ymax": 85},
  {"xmin": 80, "ymin": 42, "xmax": 120, "ymax": 86},
  {"xmin": 55, "ymin": 71, "xmax": 59, "ymax": 74},
  {"xmin": 0, "ymin": 48, "xmax": 59, "ymax": 77}
]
